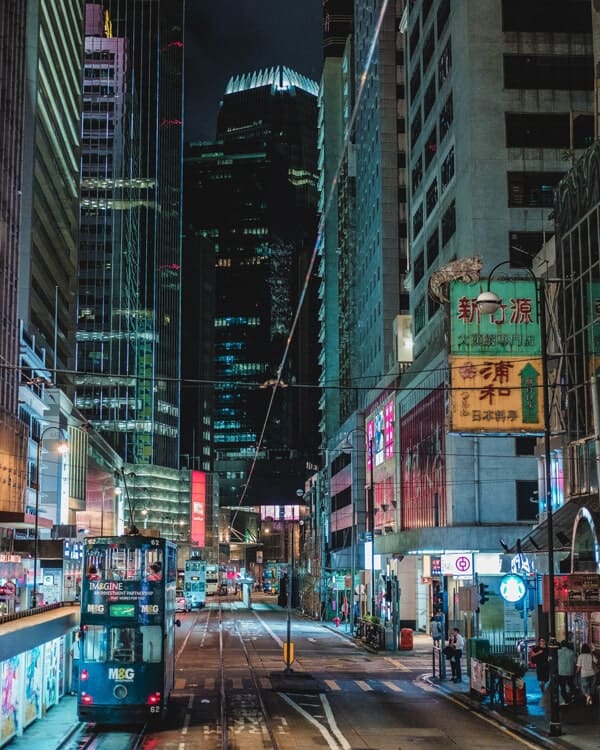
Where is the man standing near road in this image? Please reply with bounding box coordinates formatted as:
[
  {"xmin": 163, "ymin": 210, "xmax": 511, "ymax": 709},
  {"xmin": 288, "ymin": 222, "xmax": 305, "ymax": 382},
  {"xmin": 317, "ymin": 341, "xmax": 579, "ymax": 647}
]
[{"xmin": 450, "ymin": 627, "xmax": 465, "ymax": 682}]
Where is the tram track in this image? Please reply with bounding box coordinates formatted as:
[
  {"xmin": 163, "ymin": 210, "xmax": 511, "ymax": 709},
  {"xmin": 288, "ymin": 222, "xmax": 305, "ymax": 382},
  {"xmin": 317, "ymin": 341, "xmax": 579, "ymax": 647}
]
[
  {"xmin": 58, "ymin": 722, "xmax": 146, "ymax": 750},
  {"xmin": 217, "ymin": 602, "xmax": 281, "ymax": 750}
]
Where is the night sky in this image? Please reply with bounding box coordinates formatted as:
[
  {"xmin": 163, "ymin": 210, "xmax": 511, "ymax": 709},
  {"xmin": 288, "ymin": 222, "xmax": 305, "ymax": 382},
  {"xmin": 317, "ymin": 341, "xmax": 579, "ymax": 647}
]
[{"xmin": 184, "ymin": 1, "xmax": 324, "ymax": 142}]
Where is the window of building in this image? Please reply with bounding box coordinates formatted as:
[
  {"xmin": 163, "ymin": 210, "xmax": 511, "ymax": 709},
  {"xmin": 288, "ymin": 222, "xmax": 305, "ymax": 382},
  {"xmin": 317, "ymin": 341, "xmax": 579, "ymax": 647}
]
[
  {"xmin": 441, "ymin": 147, "xmax": 455, "ymax": 192},
  {"xmin": 424, "ymin": 125, "xmax": 438, "ymax": 169},
  {"xmin": 437, "ymin": 0, "xmax": 450, "ymax": 39},
  {"xmin": 508, "ymin": 232, "xmax": 549, "ymax": 266},
  {"xmin": 516, "ymin": 480, "xmax": 539, "ymax": 521},
  {"xmin": 572, "ymin": 114, "xmax": 594, "ymax": 149},
  {"xmin": 411, "ymin": 109, "xmax": 423, "ymax": 149},
  {"xmin": 502, "ymin": 0, "xmax": 591, "ymax": 33},
  {"xmin": 422, "ymin": 27, "xmax": 435, "ymax": 72},
  {"xmin": 427, "ymin": 229, "xmax": 439, "ymax": 266},
  {"xmin": 413, "ymin": 203, "xmax": 424, "ymax": 238},
  {"xmin": 424, "ymin": 76, "xmax": 436, "ymax": 121},
  {"xmin": 438, "ymin": 39, "xmax": 452, "ymax": 88},
  {"xmin": 441, "ymin": 200, "xmax": 456, "ymax": 246},
  {"xmin": 396, "ymin": 83, "xmax": 406, "ymax": 99},
  {"xmin": 398, "ymin": 150, "xmax": 407, "ymax": 168},
  {"xmin": 515, "ymin": 437, "xmax": 537, "ymax": 456},
  {"xmin": 505, "ymin": 113, "xmax": 570, "ymax": 149},
  {"xmin": 414, "ymin": 251, "xmax": 425, "ymax": 285},
  {"xmin": 410, "ymin": 65, "xmax": 422, "ymax": 102},
  {"xmin": 439, "ymin": 92, "xmax": 453, "ymax": 142},
  {"xmin": 409, "ymin": 21, "xmax": 420, "ymax": 59},
  {"xmin": 412, "ymin": 155, "xmax": 423, "ymax": 191},
  {"xmin": 414, "ymin": 297, "xmax": 426, "ymax": 335},
  {"xmin": 504, "ymin": 55, "xmax": 593, "ymax": 91},
  {"xmin": 426, "ymin": 178, "xmax": 438, "ymax": 216},
  {"xmin": 507, "ymin": 171, "xmax": 564, "ymax": 208}
]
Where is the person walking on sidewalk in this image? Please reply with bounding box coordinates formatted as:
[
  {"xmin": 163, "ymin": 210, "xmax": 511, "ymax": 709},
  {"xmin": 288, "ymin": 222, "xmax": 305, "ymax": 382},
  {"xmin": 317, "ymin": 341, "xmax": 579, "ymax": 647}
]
[
  {"xmin": 430, "ymin": 615, "xmax": 442, "ymax": 646},
  {"xmin": 450, "ymin": 627, "xmax": 464, "ymax": 682},
  {"xmin": 531, "ymin": 637, "xmax": 549, "ymax": 693},
  {"xmin": 557, "ymin": 639, "xmax": 577, "ymax": 705},
  {"xmin": 576, "ymin": 643, "xmax": 596, "ymax": 705}
]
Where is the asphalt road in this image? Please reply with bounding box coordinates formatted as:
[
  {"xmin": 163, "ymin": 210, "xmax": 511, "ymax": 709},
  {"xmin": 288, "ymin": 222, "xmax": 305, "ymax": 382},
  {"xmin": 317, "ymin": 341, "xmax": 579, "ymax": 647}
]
[{"xmin": 146, "ymin": 596, "xmax": 547, "ymax": 750}]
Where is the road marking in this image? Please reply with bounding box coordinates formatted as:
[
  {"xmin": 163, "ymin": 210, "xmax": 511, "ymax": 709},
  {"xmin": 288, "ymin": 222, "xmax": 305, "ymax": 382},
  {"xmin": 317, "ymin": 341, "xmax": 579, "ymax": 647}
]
[
  {"xmin": 279, "ymin": 692, "xmax": 350, "ymax": 750},
  {"xmin": 384, "ymin": 656, "xmax": 411, "ymax": 671},
  {"xmin": 308, "ymin": 637, "xmax": 317, "ymax": 642},
  {"xmin": 259, "ymin": 677, "xmax": 271, "ymax": 689},
  {"xmin": 320, "ymin": 693, "xmax": 352, "ymax": 750},
  {"xmin": 175, "ymin": 678, "xmax": 186, "ymax": 689},
  {"xmin": 325, "ymin": 680, "xmax": 340, "ymax": 690},
  {"xmin": 356, "ymin": 680, "xmax": 373, "ymax": 691},
  {"xmin": 232, "ymin": 677, "xmax": 243, "ymax": 689},
  {"xmin": 205, "ymin": 677, "xmax": 215, "ymax": 689},
  {"xmin": 382, "ymin": 680, "xmax": 403, "ymax": 692}
]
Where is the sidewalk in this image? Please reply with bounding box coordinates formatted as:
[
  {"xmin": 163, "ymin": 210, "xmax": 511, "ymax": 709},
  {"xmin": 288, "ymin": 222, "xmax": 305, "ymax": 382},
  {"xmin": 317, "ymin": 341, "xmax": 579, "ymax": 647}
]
[
  {"xmin": 321, "ymin": 624, "xmax": 600, "ymax": 750},
  {"xmin": 6, "ymin": 695, "xmax": 79, "ymax": 750}
]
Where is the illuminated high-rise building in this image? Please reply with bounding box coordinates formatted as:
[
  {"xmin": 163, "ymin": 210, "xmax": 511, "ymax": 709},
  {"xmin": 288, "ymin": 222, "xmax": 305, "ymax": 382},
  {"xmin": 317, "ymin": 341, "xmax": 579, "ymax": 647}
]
[
  {"xmin": 75, "ymin": 1, "xmax": 184, "ymax": 470},
  {"xmin": 184, "ymin": 67, "xmax": 320, "ymax": 507}
]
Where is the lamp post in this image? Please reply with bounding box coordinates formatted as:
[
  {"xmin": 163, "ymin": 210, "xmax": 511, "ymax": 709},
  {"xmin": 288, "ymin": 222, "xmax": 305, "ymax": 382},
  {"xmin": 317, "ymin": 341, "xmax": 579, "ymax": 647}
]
[
  {"xmin": 476, "ymin": 262, "xmax": 560, "ymax": 736},
  {"xmin": 32, "ymin": 425, "xmax": 68, "ymax": 608}
]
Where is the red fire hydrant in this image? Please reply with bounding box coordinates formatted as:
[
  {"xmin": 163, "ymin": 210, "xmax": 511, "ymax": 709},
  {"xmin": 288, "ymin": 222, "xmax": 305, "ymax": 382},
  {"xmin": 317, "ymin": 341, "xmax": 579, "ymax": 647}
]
[{"xmin": 333, "ymin": 616, "xmax": 341, "ymax": 627}]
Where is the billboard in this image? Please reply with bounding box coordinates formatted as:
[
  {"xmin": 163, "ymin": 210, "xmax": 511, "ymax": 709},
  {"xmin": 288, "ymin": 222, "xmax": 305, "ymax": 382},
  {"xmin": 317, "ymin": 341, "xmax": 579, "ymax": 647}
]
[
  {"xmin": 448, "ymin": 279, "xmax": 544, "ymax": 434},
  {"xmin": 190, "ymin": 470, "xmax": 206, "ymax": 547},
  {"xmin": 366, "ymin": 400, "xmax": 395, "ymax": 468}
]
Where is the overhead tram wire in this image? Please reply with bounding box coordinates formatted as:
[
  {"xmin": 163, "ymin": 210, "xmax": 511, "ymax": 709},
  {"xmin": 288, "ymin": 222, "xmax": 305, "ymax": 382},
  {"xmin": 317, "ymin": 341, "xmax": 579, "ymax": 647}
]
[{"xmin": 234, "ymin": 0, "xmax": 392, "ymax": 512}]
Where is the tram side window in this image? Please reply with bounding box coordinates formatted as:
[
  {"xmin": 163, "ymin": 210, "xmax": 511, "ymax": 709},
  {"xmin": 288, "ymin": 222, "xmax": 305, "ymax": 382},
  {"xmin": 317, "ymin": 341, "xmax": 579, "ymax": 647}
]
[
  {"xmin": 141, "ymin": 626, "xmax": 162, "ymax": 663},
  {"xmin": 83, "ymin": 625, "xmax": 107, "ymax": 662}
]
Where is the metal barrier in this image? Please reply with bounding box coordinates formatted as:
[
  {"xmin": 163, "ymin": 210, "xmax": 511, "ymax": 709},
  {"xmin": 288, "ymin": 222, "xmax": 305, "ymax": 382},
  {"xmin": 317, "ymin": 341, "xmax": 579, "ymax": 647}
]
[
  {"xmin": 432, "ymin": 645, "xmax": 447, "ymax": 680},
  {"xmin": 484, "ymin": 664, "xmax": 527, "ymax": 709},
  {"xmin": 0, "ymin": 600, "xmax": 76, "ymax": 627}
]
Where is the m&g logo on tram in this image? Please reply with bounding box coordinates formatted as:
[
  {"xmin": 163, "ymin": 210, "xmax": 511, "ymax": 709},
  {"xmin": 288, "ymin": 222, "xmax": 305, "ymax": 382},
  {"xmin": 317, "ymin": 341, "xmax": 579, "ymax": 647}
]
[{"xmin": 108, "ymin": 667, "xmax": 135, "ymax": 681}]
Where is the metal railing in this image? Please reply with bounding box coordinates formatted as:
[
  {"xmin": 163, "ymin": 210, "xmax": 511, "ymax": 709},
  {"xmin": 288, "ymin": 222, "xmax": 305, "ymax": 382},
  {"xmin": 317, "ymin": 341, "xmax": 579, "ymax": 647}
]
[
  {"xmin": 482, "ymin": 664, "xmax": 527, "ymax": 710},
  {"xmin": 0, "ymin": 600, "xmax": 77, "ymax": 627}
]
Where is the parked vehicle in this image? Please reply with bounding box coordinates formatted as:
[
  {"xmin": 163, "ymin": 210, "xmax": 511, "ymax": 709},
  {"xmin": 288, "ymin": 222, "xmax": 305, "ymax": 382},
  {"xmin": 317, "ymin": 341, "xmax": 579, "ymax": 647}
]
[{"xmin": 175, "ymin": 591, "xmax": 189, "ymax": 612}]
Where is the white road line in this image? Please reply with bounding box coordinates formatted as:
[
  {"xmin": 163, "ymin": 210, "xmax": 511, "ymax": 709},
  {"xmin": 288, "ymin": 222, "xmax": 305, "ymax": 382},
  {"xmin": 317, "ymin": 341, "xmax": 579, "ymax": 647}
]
[
  {"xmin": 382, "ymin": 680, "xmax": 403, "ymax": 692},
  {"xmin": 320, "ymin": 693, "xmax": 352, "ymax": 750},
  {"xmin": 384, "ymin": 656, "xmax": 411, "ymax": 671},
  {"xmin": 325, "ymin": 679, "xmax": 340, "ymax": 690},
  {"xmin": 279, "ymin": 692, "xmax": 347, "ymax": 750},
  {"xmin": 356, "ymin": 680, "xmax": 373, "ymax": 691}
]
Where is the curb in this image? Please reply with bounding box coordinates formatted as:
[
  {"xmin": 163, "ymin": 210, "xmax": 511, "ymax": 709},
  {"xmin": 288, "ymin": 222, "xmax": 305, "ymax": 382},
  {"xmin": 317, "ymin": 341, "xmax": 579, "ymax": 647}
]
[{"xmin": 425, "ymin": 676, "xmax": 582, "ymax": 750}]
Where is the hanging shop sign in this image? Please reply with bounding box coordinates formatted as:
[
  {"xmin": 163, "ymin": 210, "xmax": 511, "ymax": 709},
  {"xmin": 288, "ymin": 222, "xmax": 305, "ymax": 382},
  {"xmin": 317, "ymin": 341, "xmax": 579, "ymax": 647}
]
[
  {"xmin": 543, "ymin": 573, "xmax": 600, "ymax": 612},
  {"xmin": 441, "ymin": 553, "xmax": 473, "ymax": 577},
  {"xmin": 500, "ymin": 574, "xmax": 527, "ymax": 603}
]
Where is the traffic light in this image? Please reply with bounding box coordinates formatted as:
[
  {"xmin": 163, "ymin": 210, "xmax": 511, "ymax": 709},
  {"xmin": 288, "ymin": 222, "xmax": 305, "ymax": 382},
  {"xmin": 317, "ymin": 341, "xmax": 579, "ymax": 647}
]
[
  {"xmin": 479, "ymin": 582, "xmax": 490, "ymax": 605},
  {"xmin": 433, "ymin": 589, "xmax": 448, "ymax": 613}
]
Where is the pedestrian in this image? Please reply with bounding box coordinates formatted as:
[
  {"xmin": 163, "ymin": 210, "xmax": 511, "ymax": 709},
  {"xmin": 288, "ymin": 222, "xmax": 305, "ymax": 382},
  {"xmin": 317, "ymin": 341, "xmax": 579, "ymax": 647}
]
[
  {"xmin": 576, "ymin": 643, "xmax": 596, "ymax": 706},
  {"xmin": 557, "ymin": 639, "xmax": 577, "ymax": 705},
  {"xmin": 430, "ymin": 615, "xmax": 442, "ymax": 646},
  {"xmin": 450, "ymin": 627, "xmax": 464, "ymax": 682},
  {"xmin": 531, "ymin": 637, "xmax": 549, "ymax": 693}
]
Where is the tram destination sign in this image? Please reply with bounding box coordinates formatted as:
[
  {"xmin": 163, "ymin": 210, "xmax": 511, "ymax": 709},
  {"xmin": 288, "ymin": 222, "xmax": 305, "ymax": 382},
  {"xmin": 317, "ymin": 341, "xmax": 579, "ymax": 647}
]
[{"xmin": 544, "ymin": 573, "xmax": 600, "ymax": 612}]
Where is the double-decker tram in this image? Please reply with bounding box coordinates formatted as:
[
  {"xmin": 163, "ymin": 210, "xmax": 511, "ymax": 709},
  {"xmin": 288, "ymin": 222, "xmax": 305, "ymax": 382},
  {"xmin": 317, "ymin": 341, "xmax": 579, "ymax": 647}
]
[{"xmin": 78, "ymin": 534, "xmax": 179, "ymax": 723}]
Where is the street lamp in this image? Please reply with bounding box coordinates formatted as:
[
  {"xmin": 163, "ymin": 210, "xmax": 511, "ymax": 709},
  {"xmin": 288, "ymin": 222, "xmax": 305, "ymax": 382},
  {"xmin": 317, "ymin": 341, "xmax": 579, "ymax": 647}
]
[
  {"xmin": 32, "ymin": 425, "xmax": 68, "ymax": 608},
  {"xmin": 342, "ymin": 427, "xmax": 376, "ymax": 620},
  {"xmin": 476, "ymin": 261, "xmax": 560, "ymax": 736}
]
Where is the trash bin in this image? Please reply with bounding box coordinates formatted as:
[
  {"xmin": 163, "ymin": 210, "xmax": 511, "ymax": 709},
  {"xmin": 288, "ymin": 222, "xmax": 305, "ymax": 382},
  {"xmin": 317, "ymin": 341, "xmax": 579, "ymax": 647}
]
[{"xmin": 400, "ymin": 628, "xmax": 413, "ymax": 650}]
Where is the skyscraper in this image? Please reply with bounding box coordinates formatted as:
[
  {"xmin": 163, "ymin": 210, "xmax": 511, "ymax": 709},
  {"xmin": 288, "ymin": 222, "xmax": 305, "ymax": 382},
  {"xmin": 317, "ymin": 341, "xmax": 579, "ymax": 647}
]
[
  {"xmin": 184, "ymin": 67, "xmax": 319, "ymax": 507},
  {"xmin": 75, "ymin": 1, "xmax": 184, "ymax": 470}
]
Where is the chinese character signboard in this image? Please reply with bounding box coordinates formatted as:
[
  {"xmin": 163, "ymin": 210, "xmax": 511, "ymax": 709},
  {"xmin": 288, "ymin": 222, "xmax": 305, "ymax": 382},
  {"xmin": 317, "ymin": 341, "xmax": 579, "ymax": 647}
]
[
  {"xmin": 448, "ymin": 279, "xmax": 544, "ymax": 433},
  {"xmin": 190, "ymin": 470, "xmax": 206, "ymax": 547},
  {"xmin": 543, "ymin": 574, "xmax": 600, "ymax": 612}
]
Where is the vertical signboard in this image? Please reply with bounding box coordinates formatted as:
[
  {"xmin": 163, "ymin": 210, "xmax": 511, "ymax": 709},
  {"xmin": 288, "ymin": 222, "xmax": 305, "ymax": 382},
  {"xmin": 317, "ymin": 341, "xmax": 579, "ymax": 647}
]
[
  {"xmin": 190, "ymin": 470, "xmax": 206, "ymax": 548},
  {"xmin": 448, "ymin": 279, "xmax": 544, "ymax": 433}
]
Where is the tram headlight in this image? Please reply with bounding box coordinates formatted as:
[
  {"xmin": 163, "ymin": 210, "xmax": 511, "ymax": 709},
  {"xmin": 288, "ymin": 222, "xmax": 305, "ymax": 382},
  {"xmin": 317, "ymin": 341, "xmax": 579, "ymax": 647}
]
[{"xmin": 147, "ymin": 692, "xmax": 161, "ymax": 705}]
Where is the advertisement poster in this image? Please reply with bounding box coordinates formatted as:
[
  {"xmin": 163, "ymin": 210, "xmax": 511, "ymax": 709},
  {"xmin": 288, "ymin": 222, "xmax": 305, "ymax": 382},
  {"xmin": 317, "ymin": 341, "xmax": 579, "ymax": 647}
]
[
  {"xmin": 0, "ymin": 655, "xmax": 20, "ymax": 744},
  {"xmin": 23, "ymin": 647, "xmax": 42, "ymax": 727},
  {"xmin": 42, "ymin": 639, "xmax": 59, "ymax": 712}
]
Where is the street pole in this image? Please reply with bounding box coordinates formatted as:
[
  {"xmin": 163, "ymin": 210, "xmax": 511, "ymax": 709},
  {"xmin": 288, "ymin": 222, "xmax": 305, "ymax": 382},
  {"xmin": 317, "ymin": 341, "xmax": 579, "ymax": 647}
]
[
  {"xmin": 540, "ymin": 279, "xmax": 561, "ymax": 736},
  {"xmin": 477, "ymin": 264, "xmax": 560, "ymax": 735},
  {"xmin": 368, "ymin": 437, "xmax": 376, "ymax": 617},
  {"xmin": 32, "ymin": 437, "xmax": 41, "ymax": 609},
  {"xmin": 285, "ymin": 520, "xmax": 293, "ymax": 673}
]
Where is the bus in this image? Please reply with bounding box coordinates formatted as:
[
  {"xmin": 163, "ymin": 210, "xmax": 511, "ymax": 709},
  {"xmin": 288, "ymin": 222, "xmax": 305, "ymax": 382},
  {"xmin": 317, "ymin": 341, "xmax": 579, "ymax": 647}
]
[
  {"xmin": 183, "ymin": 558, "xmax": 206, "ymax": 609},
  {"xmin": 78, "ymin": 534, "xmax": 179, "ymax": 724},
  {"xmin": 206, "ymin": 564, "xmax": 219, "ymax": 596}
]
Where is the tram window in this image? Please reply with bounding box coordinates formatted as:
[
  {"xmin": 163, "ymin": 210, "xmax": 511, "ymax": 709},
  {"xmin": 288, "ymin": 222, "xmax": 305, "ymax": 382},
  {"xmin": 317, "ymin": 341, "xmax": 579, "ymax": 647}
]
[
  {"xmin": 109, "ymin": 626, "xmax": 136, "ymax": 662},
  {"xmin": 140, "ymin": 626, "xmax": 162, "ymax": 663},
  {"xmin": 83, "ymin": 625, "xmax": 107, "ymax": 662}
]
